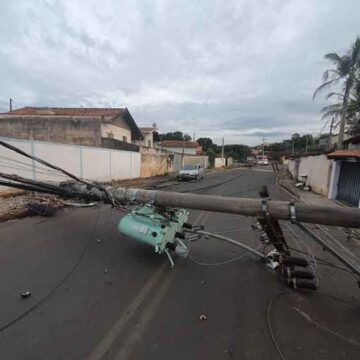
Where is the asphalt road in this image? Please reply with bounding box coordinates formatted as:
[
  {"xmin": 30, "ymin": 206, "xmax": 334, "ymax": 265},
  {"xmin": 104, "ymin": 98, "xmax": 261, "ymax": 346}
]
[{"xmin": 1, "ymin": 168, "xmax": 360, "ymax": 360}]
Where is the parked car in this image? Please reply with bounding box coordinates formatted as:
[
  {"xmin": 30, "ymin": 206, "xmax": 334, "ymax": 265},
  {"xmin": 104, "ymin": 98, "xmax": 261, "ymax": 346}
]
[
  {"xmin": 258, "ymin": 158, "xmax": 269, "ymax": 166},
  {"xmin": 177, "ymin": 164, "xmax": 204, "ymax": 181}
]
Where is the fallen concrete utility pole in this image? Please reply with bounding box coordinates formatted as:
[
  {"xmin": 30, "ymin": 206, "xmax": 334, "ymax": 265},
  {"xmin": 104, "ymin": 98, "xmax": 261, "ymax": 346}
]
[{"xmin": 108, "ymin": 187, "xmax": 360, "ymax": 228}]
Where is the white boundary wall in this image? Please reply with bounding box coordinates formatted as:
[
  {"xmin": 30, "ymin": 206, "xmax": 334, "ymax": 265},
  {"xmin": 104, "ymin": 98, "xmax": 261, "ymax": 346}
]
[
  {"xmin": 288, "ymin": 155, "xmax": 332, "ymax": 197},
  {"xmin": 0, "ymin": 137, "xmax": 140, "ymax": 192}
]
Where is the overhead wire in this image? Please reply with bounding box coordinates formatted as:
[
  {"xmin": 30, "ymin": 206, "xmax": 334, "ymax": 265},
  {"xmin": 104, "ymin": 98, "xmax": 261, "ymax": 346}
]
[
  {"xmin": 0, "ymin": 155, "xmax": 71, "ymax": 179},
  {"xmin": 0, "ymin": 140, "xmax": 88, "ymax": 185},
  {"xmin": 0, "ymin": 162, "xmax": 71, "ymax": 180}
]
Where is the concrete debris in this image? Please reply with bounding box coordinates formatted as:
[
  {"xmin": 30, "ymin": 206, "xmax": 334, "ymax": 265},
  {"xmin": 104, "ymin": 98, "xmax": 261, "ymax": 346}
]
[
  {"xmin": 27, "ymin": 202, "xmax": 60, "ymax": 217},
  {"xmin": 20, "ymin": 291, "xmax": 31, "ymax": 299},
  {"xmin": 198, "ymin": 314, "xmax": 207, "ymax": 320}
]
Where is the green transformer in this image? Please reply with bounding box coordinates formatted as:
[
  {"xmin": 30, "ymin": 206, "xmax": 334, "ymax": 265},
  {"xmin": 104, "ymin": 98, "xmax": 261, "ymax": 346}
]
[{"xmin": 118, "ymin": 204, "xmax": 189, "ymax": 260}]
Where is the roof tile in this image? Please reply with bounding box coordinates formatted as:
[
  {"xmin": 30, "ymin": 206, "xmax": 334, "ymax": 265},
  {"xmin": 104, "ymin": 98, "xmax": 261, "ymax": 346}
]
[
  {"xmin": 2, "ymin": 107, "xmax": 127, "ymax": 117},
  {"xmin": 161, "ymin": 140, "xmax": 199, "ymax": 148},
  {"xmin": 327, "ymin": 150, "xmax": 360, "ymax": 159}
]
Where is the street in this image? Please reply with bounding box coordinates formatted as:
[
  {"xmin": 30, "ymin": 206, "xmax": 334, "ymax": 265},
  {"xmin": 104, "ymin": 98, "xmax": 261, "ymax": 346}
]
[{"xmin": 1, "ymin": 168, "xmax": 360, "ymax": 360}]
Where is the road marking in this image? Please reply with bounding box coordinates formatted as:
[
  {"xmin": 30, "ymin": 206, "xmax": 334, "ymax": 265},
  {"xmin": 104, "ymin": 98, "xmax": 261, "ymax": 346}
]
[
  {"xmin": 114, "ymin": 266, "xmax": 179, "ymax": 359},
  {"xmin": 88, "ymin": 176, "xmax": 231, "ymax": 360},
  {"xmin": 87, "ymin": 262, "xmax": 168, "ymax": 360}
]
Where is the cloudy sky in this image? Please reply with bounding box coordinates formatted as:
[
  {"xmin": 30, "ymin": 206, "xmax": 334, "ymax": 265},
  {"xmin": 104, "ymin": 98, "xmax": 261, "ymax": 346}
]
[{"xmin": 1, "ymin": 0, "xmax": 359, "ymax": 145}]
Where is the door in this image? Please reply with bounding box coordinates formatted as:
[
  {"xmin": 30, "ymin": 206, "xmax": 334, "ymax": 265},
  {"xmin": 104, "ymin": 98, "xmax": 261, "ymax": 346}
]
[{"xmin": 336, "ymin": 161, "xmax": 360, "ymax": 207}]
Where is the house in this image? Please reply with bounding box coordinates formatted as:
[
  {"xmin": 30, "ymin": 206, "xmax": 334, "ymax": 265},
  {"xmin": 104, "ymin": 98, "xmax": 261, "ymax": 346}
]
[
  {"xmin": 327, "ymin": 150, "xmax": 360, "ymax": 207},
  {"xmin": 160, "ymin": 140, "xmax": 202, "ymax": 155},
  {"xmin": 133, "ymin": 126, "xmax": 161, "ymax": 148},
  {"xmin": 318, "ymin": 133, "xmax": 353, "ymax": 151},
  {"xmin": 0, "ymin": 107, "xmax": 143, "ymax": 150},
  {"xmin": 343, "ymin": 134, "xmax": 360, "ymax": 150}
]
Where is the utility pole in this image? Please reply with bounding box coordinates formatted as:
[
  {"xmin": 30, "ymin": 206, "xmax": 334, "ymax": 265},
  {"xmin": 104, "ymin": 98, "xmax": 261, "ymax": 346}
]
[
  {"xmin": 305, "ymin": 135, "xmax": 308, "ymax": 154},
  {"xmin": 193, "ymin": 133, "xmax": 195, "ymax": 142},
  {"xmin": 221, "ymin": 136, "xmax": 224, "ymax": 162},
  {"xmin": 262, "ymin": 137, "xmax": 265, "ymax": 158},
  {"xmin": 328, "ymin": 117, "xmax": 335, "ymax": 150},
  {"xmin": 9, "ymin": 98, "xmax": 13, "ymax": 112},
  {"xmin": 182, "ymin": 139, "xmax": 185, "ymax": 167}
]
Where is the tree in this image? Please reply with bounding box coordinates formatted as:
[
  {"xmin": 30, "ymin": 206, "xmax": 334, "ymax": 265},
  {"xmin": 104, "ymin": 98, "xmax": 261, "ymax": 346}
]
[
  {"xmin": 159, "ymin": 131, "xmax": 185, "ymax": 141},
  {"xmin": 291, "ymin": 133, "xmax": 301, "ymax": 141},
  {"xmin": 223, "ymin": 144, "xmax": 250, "ymax": 161},
  {"xmin": 183, "ymin": 134, "xmax": 192, "ymax": 141},
  {"xmin": 196, "ymin": 137, "xmax": 213, "ymax": 151},
  {"xmin": 313, "ymin": 36, "xmax": 360, "ymax": 148}
]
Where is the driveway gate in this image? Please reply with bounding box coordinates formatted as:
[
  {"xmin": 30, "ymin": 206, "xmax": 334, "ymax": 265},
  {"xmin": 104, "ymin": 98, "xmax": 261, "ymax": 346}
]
[{"xmin": 336, "ymin": 161, "xmax": 360, "ymax": 207}]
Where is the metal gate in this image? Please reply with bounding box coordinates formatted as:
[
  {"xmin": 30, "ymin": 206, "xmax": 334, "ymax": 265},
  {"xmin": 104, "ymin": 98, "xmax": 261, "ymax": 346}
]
[{"xmin": 336, "ymin": 161, "xmax": 360, "ymax": 207}]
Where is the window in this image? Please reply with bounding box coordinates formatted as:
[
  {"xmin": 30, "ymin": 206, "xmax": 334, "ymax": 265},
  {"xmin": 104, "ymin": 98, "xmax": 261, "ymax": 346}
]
[{"xmin": 122, "ymin": 136, "xmax": 127, "ymax": 142}]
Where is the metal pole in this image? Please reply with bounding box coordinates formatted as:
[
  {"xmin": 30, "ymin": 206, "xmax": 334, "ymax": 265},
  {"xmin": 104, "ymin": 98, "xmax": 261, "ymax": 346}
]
[{"xmin": 9, "ymin": 98, "xmax": 13, "ymax": 112}]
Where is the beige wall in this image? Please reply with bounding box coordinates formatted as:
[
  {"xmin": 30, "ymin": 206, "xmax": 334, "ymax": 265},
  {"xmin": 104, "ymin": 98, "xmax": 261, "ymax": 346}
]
[
  {"xmin": 101, "ymin": 122, "xmax": 132, "ymax": 143},
  {"xmin": 134, "ymin": 132, "xmax": 154, "ymax": 147},
  {"xmin": 140, "ymin": 153, "xmax": 170, "ymax": 178},
  {"xmin": 0, "ymin": 115, "xmax": 102, "ymax": 146}
]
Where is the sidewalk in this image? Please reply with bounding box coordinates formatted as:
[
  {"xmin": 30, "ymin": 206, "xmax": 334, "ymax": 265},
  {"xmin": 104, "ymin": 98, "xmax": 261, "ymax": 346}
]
[
  {"xmin": 277, "ymin": 169, "xmax": 360, "ymax": 269},
  {"xmin": 277, "ymin": 169, "xmax": 344, "ymax": 208}
]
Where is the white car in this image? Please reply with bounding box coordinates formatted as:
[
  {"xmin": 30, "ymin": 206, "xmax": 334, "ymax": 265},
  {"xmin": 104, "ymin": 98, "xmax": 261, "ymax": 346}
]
[
  {"xmin": 177, "ymin": 164, "xmax": 204, "ymax": 181},
  {"xmin": 258, "ymin": 158, "xmax": 269, "ymax": 166}
]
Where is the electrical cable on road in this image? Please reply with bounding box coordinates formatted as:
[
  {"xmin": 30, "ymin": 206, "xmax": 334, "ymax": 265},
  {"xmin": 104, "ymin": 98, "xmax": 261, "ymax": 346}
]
[
  {"xmin": 267, "ymin": 290, "xmax": 360, "ymax": 360},
  {"xmin": 0, "ymin": 204, "xmax": 103, "ymax": 334},
  {"xmin": 188, "ymin": 243, "xmax": 263, "ymax": 266}
]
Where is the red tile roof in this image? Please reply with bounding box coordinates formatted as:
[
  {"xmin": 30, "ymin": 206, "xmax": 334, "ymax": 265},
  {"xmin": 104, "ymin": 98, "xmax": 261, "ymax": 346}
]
[
  {"xmin": 327, "ymin": 150, "xmax": 360, "ymax": 159},
  {"xmin": 161, "ymin": 140, "xmax": 199, "ymax": 148},
  {"xmin": 2, "ymin": 107, "xmax": 127, "ymax": 117}
]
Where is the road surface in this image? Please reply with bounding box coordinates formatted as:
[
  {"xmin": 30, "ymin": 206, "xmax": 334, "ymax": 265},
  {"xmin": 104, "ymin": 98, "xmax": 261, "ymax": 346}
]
[{"xmin": 0, "ymin": 168, "xmax": 360, "ymax": 359}]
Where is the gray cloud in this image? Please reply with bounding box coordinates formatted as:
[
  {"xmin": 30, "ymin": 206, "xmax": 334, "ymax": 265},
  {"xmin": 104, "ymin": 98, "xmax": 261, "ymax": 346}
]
[{"xmin": 0, "ymin": 0, "xmax": 359, "ymax": 145}]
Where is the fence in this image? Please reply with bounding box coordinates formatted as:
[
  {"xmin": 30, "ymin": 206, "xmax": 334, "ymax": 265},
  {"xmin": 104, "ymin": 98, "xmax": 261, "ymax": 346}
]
[
  {"xmin": 0, "ymin": 137, "xmax": 141, "ymax": 193},
  {"xmin": 171, "ymin": 154, "xmax": 209, "ymax": 171},
  {"xmin": 214, "ymin": 158, "xmax": 226, "ymax": 168},
  {"xmin": 288, "ymin": 159, "xmax": 300, "ymax": 179}
]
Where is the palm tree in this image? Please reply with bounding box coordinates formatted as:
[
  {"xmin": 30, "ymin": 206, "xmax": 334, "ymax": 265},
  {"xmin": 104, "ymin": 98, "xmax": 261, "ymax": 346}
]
[
  {"xmin": 320, "ymin": 81, "xmax": 360, "ymax": 134},
  {"xmin": 314, "ymin": 37, "xmax": 360, "ymax": 148}
]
